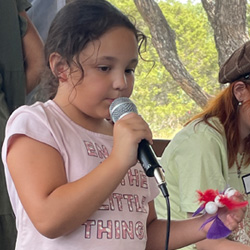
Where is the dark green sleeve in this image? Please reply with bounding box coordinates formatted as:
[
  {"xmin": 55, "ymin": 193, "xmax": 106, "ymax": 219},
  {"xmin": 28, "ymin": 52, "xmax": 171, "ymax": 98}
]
[
  {"xmin": 16, "ymin": 0, "xmax": 32, "ymax": 12},
  {"xmin": 16, "ymin": 0, "xmax": 32, "ymax": 37}
]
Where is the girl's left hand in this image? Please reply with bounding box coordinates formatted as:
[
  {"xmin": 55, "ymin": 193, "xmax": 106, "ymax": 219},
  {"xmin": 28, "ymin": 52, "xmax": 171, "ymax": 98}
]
[{"xmin": 219, "ymin": 191, "xmax": 247, "ymax": 231}]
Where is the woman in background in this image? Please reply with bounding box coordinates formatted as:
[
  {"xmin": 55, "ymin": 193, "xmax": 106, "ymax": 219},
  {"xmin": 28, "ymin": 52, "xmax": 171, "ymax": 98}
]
[{"xmin": 156, "ymin": 40, "xmax": 250, "ymax": 249}]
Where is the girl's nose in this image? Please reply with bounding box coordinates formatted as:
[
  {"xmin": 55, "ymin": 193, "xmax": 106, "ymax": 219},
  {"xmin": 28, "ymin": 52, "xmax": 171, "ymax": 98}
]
[{"xmin": 112, "ymin": 74, "xmax": 128, "ymax": 90}]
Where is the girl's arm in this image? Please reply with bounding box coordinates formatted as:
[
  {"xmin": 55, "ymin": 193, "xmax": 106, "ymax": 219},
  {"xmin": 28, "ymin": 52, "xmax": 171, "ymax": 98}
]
[
  {"xmin": 196, "ymin": 238, "xmax": 250, "ymax": 250},
  {"xmin": 7, "ymin": 113, "xmax": 152, "ymax": 238},
  {"xmin": 186, "ymin": 213, "xmax": 250, "ymax": 250},
  {"xmin": 146, "ymin": 200, "xmax": 246, "ymax": 250},
  {"xmin": 7, "ymin": 135, "xmax": 127, "ymax": 238}
]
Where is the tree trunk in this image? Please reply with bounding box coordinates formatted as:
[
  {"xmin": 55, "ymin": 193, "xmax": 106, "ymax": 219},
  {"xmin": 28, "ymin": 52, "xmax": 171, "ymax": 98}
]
[
  {"xmin": 134, "ymin": 0, "xmax": 249, "ymax": 107},
  {"xmin": 202, "ymin": 0, "xmax": 249, "ymax": 66},
  {"xmin": 134, "ymin": 0, "xmax": 211, "ymax": 108}
]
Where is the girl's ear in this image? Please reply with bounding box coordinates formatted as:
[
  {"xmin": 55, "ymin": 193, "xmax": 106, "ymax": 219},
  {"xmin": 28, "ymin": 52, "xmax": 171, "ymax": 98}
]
[
  {"xmin": 49, "ymin": 52, "xmax": 69, "ymax": 82},
  {"xmin": 233, "ymin": 81, "xmax": 247, "ymax": 102}
]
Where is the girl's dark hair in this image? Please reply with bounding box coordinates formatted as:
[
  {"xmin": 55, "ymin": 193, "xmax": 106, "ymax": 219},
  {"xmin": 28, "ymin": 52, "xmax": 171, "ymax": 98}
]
[
  {"xmin": 186, "ymin": 81, "xmax": 250, "ymax": 168},
  {"xmin": 36, "ymin": 0, "xmax": 146, "ymax": 101}
]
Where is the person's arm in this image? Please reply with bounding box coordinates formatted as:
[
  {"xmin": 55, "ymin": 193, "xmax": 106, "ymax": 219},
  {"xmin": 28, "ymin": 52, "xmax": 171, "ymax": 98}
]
[
  {"xmin": 19, "ymin": 11, "xmax": 45, "ymax": 94},
  {"xmin": 196, "ymin": 238, "xmax": 250, "ymax": 250},
  {"xmin": 6, "ymin": 112, "xmax": 153, "ymax": 238},
  {"xmin": 146, "ymin": 201, "xmax": 206, "ymax": 250},
  {"xmin": 186, "ymin": 212, "xmax": 250, "ymax": 250},
  {"xmin": 146, "ymin": 200, "xmax": 246, "ymax": 250}
]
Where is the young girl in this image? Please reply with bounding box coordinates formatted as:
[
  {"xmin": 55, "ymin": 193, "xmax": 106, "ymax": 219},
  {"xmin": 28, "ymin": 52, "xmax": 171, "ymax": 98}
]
[{"xmin": 1, "ymin": 1, "xmax": 245, "ymax": 249}]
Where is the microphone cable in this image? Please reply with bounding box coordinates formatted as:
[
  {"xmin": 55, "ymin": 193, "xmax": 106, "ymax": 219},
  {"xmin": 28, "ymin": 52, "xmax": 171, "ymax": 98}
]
[{"xmin": 158, "ymin": 182, "xmax": 170, "ymax": 250}]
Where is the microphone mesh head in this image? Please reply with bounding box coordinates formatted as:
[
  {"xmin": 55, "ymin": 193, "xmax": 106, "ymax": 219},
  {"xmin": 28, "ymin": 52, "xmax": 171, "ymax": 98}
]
[{"xmin": 109, "ymin": 97, "xmax": 138, "ymax": 123}]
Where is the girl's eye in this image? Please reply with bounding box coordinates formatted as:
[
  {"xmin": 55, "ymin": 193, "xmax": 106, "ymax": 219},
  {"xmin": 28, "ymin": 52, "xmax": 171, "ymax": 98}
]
[
  {"xmin": 125, "ymin": 68, "xmax": 135, "ymax": 74},
  {"xmin": 98, "ymin": 66, "xmax": 110, "ymax": 72}
]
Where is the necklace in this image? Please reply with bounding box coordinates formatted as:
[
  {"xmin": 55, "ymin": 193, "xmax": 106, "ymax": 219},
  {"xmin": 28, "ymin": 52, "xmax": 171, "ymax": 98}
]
[{"xmin": 236, "ymin": 151, "xmax": 245, "ymax": 178}]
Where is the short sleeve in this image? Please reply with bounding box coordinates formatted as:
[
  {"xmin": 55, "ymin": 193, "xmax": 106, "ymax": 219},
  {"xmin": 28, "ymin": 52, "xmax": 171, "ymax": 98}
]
[
  {"xmin": 4, "ymin": 107, "xmax": 59, "ymax": 155},
  {"xmin": 160, "ymin": 121, "xmax": 229, "ymax": 214}
]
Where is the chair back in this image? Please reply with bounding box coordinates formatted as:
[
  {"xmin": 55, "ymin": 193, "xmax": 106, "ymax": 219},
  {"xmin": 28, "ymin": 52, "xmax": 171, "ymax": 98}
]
[{"xmin": 152, "ymin": 139, "xmax": 171, "ymax": 157}]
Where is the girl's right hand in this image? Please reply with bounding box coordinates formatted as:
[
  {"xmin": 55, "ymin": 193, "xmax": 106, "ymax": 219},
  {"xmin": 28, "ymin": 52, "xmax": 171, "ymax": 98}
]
[{"xmin": 111, "ymin": 112, "xmax": 153, "ymax": 170}]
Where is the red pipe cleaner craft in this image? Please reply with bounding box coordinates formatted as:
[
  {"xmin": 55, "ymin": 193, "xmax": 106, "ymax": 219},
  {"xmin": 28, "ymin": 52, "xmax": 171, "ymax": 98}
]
[{"xmin": 192, "ymin": 188, "xmax": 248, "ymax": 239}]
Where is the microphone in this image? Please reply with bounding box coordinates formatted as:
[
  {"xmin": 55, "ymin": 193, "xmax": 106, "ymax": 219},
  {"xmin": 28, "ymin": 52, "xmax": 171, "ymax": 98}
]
[{"xmin": 109, "ymin": 97, "xmax": 168, "ymax": 197}]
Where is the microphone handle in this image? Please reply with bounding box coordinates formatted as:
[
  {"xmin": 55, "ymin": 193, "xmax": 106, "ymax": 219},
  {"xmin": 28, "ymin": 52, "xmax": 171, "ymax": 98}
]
[{"xmin": 138, "ymin": 139, "xmax": 162, "ymax": 177}]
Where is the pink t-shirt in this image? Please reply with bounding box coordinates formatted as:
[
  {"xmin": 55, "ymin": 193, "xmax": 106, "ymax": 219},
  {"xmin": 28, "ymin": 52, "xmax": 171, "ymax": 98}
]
[{"xmin": 2, "ymin": 100, "xmax": 159, "ymax": 250}]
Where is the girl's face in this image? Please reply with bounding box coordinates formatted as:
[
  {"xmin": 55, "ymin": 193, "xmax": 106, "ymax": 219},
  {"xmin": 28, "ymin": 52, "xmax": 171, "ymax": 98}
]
[{"xmin": 54, "ymin": 26, "xmax": 138, "ymax": 127}]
